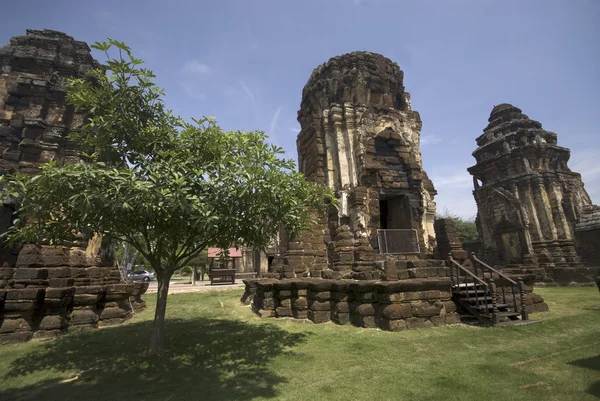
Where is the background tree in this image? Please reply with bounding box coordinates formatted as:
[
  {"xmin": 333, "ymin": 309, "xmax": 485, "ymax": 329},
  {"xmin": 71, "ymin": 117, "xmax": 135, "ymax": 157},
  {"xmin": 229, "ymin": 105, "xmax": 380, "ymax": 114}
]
[
  {"xmin": 436, "ymin": 208, "xmax": 479, "ymax": 242},
  {"xmin": 114, "ymin": 241, "xmax": 140, "ymax": 278},
  {"xmin": 186, "ymin": 250, "xmax": 208, "ymax": 285},
  {"xmin": 0, "ymin": 40, "xmax": 334, "ymax": 356}
]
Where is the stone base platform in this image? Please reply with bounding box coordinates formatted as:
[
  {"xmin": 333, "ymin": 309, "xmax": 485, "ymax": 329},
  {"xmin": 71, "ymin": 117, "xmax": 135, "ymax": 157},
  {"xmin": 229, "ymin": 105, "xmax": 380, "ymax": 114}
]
[
  {"xmin": 503, "ymin": 265, "xmax": 600, "ymax": 286},
  {"xmin": 242, "ymin": 278, "xmax": 461, "ymax": 331},
  {"xmin": 0, "ymin": 243, "xmax": 149, "ymax": 343},
  {"xmin": 0, "ymin": 282, "xmax": 148, "ymax": 343}
]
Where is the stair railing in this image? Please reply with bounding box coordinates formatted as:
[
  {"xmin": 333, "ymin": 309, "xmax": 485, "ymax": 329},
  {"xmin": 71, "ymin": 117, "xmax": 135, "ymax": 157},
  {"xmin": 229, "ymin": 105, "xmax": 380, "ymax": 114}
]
[
  {"xmin": 449, "ymin": 254, "xmax": 496, "ymax": 319},
  {"xmin": 471, "ymin": 253, "xmax": 528, "ymax": 321}
]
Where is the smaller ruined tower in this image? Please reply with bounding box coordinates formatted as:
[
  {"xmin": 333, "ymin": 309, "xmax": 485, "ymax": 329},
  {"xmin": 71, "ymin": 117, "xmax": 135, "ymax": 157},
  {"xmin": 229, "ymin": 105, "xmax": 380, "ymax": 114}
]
[{"xmin": 468, "ymin": 104, "xmax": 594, "ymax": 272}]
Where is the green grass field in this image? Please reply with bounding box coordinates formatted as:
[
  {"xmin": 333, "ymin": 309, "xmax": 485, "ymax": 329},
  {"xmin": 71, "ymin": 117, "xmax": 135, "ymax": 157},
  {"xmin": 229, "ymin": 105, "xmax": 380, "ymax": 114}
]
[{"xmin": 0, "ymin": 287, "xmax": 598, "ymax": 401}]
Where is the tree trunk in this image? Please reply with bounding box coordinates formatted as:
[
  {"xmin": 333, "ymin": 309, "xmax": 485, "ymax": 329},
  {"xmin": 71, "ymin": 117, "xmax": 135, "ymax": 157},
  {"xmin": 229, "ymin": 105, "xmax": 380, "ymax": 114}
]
[
  {"xmin": 118, "ymin": 243, "xmax": 139, "ymax": 280},
  {"xmin": 148, "ymin": 270, "xmax": 173, "ymax": 356},
  {"xmin": 192, "ymin": 265, "xmax": 197, "ymax": 286},
  {"xmin": 128, "ymin": 250, "xmax": 139, "ymax": 271}
]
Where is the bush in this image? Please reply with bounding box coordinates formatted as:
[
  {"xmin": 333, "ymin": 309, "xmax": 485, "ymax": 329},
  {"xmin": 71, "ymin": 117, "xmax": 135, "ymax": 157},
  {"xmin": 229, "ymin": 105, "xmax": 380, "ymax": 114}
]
[
  {"xmin": 180, "ymin": 266, "xmax": 193, "ymax": 276},
  {"xmin": 436, "ymin": 208, "xmax": 479, "ymax": 242}
]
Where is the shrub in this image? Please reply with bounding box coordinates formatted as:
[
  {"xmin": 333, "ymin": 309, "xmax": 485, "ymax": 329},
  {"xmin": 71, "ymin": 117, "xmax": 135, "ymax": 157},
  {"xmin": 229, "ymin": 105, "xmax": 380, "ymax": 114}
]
[{"xmin": 436, "ymin": 208, "xmax": 479, "ymax": 242}]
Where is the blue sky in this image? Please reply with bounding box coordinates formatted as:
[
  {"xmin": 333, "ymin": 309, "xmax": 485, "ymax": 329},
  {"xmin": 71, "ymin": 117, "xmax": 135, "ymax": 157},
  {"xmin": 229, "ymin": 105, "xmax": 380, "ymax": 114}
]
[{"xmin": 3, "ymin": 0, "xmax": 599, "ymax": 218}]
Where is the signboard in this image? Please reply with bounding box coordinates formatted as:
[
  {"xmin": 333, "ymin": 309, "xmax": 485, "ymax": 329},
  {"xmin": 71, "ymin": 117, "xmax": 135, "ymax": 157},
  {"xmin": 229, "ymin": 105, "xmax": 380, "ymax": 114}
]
[{"xmin": 377, "ymin": 229, "xmax": 420, "ymax": 254}]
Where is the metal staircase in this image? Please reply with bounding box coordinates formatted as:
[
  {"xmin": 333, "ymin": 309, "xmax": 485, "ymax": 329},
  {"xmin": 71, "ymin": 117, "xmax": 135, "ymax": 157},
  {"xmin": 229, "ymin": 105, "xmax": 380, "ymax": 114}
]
[{"xmin": 448, "ymin": 253, "xmax": 533, "ymax": 326}]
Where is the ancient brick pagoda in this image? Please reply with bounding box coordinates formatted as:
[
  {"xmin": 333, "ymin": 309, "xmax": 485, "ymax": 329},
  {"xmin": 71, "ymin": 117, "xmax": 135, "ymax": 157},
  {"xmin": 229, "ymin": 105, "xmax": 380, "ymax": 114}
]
[
  {"xmin": 0, "ymin": 30, "xmax": 146, "ymax": 342},
  {"xmin": 468, "ymin": 104, "xmax": 600, "ymax": 283},
  {"xmin": 270, "ymin": 51, "xmax": 439, "ymax": 282},
  {"xmin": 245, "ymin": 53, "xmax": 549, "ymax": 331}
]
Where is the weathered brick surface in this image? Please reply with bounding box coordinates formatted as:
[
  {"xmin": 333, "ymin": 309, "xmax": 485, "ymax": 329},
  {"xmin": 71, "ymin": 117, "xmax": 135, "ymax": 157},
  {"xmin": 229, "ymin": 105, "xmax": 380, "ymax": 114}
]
[
  {"xmin": 575, "ymin": 205, "xmax": 600, "ymax": 267},
  {"xmin": 249, "ymin": 278, "xmax": 459, "ymax": 331},
  {"xmin": 0, "ymin": 30, "xmax": 148, "ymax": 342},
  {"xmin": 433, "ymin": 219, "xmax": 470, "ymax": 264},
  {"xmin": 247, "ymin": 278, "xmax": 548, "ymax": 331},
  {"xmin": 468, "ymin": 104, "xmax": 599, "ymax": 284},
  {"xmin": 272, "ymin": 51, "xmax": 441, "ymax": 280}
]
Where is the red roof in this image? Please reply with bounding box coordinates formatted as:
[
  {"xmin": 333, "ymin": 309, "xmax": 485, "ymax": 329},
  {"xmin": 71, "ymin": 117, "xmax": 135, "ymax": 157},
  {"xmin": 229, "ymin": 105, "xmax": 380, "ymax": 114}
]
[{"xmin": 207, "ymin": 247, "xmax": 242, "ymax": 258}]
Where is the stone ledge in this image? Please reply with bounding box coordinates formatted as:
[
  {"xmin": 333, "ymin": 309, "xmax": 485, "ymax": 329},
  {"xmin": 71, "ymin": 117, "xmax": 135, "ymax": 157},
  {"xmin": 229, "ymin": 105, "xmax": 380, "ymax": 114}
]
[
  {"xmin": 243, "ymin": 278, "xmax": 458, "ymax": 331},
  {"xmin": 0, "ymin": 282, "xmax": 149, "ymax": 342}
]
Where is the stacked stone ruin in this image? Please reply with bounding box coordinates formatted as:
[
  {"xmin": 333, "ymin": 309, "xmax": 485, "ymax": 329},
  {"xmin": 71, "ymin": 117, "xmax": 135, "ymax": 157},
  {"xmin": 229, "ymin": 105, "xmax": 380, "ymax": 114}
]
[
  {"xmin": 0, "ymin": 30, "xmax": 580, "ymax": 336},
  {"xmin": 240, "ymin": 275, "xmax": 548, "ymax": 330},
  {"xmin": 271, "ymin": 52, "xmax": 438, "ymax": 282},
  {"xmin": 245, "ymin": 52, "xmax": 550, "ymax": 331},
  {"xmin": 433, "ymin": 218, "xmax": 470, "ymax": 263},
  {"xmin": 574, "ymin": 205, "xmax": 600, "ymax": 267},
  {"xmin": 242, "ymin": 278, "xmax": 460, "ymax": 330},
  {"xmin": 0, "ymin": 30, "xmax": 146, "ymax": 342},
  {"xmin": 468, "ymin": 104, "xmax": 600, "ymax": 284}
]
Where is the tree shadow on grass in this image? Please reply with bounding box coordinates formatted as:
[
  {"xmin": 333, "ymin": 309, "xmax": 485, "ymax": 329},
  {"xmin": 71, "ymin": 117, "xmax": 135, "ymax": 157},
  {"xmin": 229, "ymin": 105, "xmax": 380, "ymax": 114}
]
[
  {"xmin": 568, "ymin": 354, "xmax": 600, "ymax": 398},
  {"xmin": 1, "ymin": 317, "xmax": 310, "ymax": 401}
]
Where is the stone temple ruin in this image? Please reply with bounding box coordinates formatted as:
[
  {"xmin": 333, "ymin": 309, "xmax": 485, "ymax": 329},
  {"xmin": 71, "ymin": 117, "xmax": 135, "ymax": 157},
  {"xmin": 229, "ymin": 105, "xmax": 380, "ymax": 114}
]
[
  {"xmin": 269, "ymin": 52, "xmax": 438, "ymax": 281},
  {"xmin": 242, "ymin": 52, "xmax": 550, "ymax": 331},
  {"xmin": 0, "ymin": 30, "xmax": 147, "ymax": 342},
  {"xmin": 0, "ymin": 29, "xmax": 596, "ymax": 339},
  {"xmin": 468, "ymin": 104, "xmax": 600, "ymax": 284}
]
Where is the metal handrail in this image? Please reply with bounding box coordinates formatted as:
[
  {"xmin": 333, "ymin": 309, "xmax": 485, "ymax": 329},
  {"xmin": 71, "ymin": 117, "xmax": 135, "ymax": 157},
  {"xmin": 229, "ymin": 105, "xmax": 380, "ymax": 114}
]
[
  {"xmin": 471, "ymin": 253, "xmax": 528, "ymax": 320},
  {"xmin": 448, "ymin": 254, "xmax": 495, "ymax": 318},
  {"xmin": 449, "ymin": 256, "xmax": 488, "ymax": 286},
  {"xmin": 471, "ymin": 253, "xmax": 517, "ymax": 285}
]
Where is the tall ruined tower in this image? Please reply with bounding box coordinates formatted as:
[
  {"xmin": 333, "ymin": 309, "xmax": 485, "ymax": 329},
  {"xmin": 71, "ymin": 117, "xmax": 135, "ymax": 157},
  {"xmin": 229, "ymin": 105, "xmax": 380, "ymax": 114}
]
[
  {"xmin": 468, "ymin": 104, "xmax": 597, "ymax": 275},
  {"xmin": 286, "ymin": 51, "xmax": 437, "ymax": 280},
  {"xmin": 0, "ymin": 30, "xmax": 96, "ymax": 177},
  {"xmin": 0, "ymin": 30, "xmax": 145, "ymax": 342}
]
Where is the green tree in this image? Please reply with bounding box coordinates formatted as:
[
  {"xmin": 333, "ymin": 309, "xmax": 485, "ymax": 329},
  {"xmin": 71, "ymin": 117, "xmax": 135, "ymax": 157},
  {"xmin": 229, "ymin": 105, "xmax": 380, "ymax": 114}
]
[
  {"xmin": 114, "ymin": 241, "xmax": 140, "ymax": 278},
  {"xmin": 187, "ymin": 250, "xmax": 208, "ymax": 284},
  {"xmin": 436, "ymin": 208, "xmax": 479, "ymax": 242},
  {"xmin": 0, "ymin": 40, "xmax": 334, "ymax": 356}
]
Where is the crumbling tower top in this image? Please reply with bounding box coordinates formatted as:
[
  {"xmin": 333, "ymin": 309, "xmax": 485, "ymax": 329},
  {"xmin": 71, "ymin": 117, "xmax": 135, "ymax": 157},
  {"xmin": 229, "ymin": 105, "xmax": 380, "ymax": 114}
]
[
  {"xmin": 299, "ymin": 51, "xmax": 411, "ymax": 121},
  {"xmin": 0, "ymin": 29, "xmax": 97, "ymax": 77}
]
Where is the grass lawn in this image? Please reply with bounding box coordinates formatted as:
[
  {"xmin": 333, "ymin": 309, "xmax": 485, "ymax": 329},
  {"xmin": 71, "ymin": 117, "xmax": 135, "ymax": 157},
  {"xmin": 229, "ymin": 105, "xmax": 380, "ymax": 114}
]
[
  {"xmin": 0, "ymin": 287, "xmax": 598, "ymax": 401},
  {"xmin": 170, "ymin": 275, "xmax": 191, "ymax": 284}
]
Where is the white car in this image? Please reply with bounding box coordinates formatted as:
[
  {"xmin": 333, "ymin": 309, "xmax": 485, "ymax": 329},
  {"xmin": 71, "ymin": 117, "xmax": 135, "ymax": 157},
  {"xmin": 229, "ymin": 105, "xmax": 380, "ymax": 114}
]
[{"xmin": 127, "ymin": 270, "xmax": 155, "ymax": 282}]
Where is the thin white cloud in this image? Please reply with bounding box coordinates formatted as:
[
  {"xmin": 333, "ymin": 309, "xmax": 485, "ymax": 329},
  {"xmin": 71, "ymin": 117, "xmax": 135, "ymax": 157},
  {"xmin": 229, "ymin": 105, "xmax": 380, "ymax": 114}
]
[
  {"xmin": 240, "ymin": 81, "xmax": 256, "ymax": 105},
  {"xmin": 182, "ymin": 60, "xmax": 213, "ymax": 75},
  {"xmin": 178, "ymin": 82, "xmax": 207, "ymax": 101},
  {"xmin": 570, "ymin": 148, "xmax": 600, "ymax": 203},
  {"xmin": 571, "ymin": 150, "xmax": 600, "ymax": 180},
  {"xmin": 269, "ymin": 106, "xmax": 282, "ymax": 135},
  {"xmin": 421, "ymin": 135, "xmax": 442, "ymax": 146},
  {"xmin": 353, "ymin": 0, "xmax": 378, "ymax": 6},
  {"xmin": 431, "ymin": 171, "xmax": 472, "ymax": 189},
  {"xmin": 138, "ymin": 49, "xmax": 153, "ymax": 61},
  {"xmin": 221, "ymin": 87, "xmax": 237, "ymax": 96},
  {"xmin": 580, "ymin": 166, "xmax": 600, "ymax": 180},
  {"xmin": 428, "ymin": 168, "xmax": 477, "ymax": 218},
  {"xmin": 289, "ymin": 127, "xmax": 301, "ymax": 133},
  {"xmin": 92, "ymin": 10, "xmax": 114, "ymax": 22},
  {"xmin": 92, "ymin": 10, "xmax": 118, "ymax": 31},
  {"xmin": 435, "ymin": 195, "xmax": 478, "ymax": 220}
]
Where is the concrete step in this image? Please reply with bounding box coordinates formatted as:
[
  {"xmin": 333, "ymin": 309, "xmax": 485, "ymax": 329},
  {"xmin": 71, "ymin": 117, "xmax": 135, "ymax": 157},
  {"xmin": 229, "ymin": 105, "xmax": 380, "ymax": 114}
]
[{"xmin": 496, "ymin": 319, "xmax": 540, "ymax": 327}]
